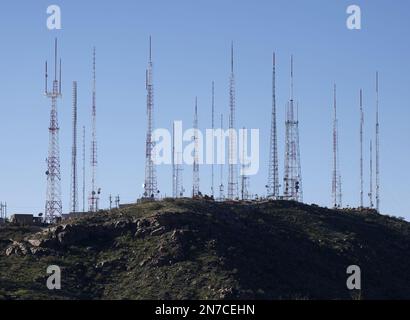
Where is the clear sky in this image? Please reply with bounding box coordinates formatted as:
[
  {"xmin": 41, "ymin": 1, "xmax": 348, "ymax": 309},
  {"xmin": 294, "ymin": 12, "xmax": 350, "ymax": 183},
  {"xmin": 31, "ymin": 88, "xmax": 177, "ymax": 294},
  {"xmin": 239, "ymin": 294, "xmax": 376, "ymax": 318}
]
[{"xmin": 0, "ymin": 0, "xmax": 409, "ymax": 218}]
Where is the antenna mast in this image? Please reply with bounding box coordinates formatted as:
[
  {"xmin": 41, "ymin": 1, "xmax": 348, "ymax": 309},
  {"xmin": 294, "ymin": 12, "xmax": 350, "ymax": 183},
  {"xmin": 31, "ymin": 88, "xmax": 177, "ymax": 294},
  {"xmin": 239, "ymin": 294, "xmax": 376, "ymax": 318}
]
[
  {"xmin": 369, "ymin": 140, "xmax": 374, "ymax": 208},
  {"xmin": 44, "ymin": 38, "xmax": 63, "ymax": 223},
  {"xmin": 240, "ymin": 128, "xmax": 250, "ymax": 200},
  {"xmin": 89, "ymin": 47, "xmax": 99, "ymax": 212},
  {"xmin": 283, "ymin": 55, "xmax": 303, "ymax": 202},
  {"xmin": 267, "ymin": 52, "xmax": 279, "ymax": 199},
  {"xmin": 219, "ymin": 114, "xmax": 225, "ymax": 201},
  {"xmin": 143, "ymin": 36, "xmax": 158, "ymax": 200},
  {"xmin": 82, "ymin": 126, "xmax": 86, "ymax": 212},
  {"xmin": 332, "ymin": 84, "xmax": 342, "ymax": 208},
  {"xmin": 211, "ymin": 81, "xmax": 215, "ymax": 198},
  {"xmin": 228, "ymin": 42, "xmax": 238, "ymax": 200},
  {"xmin": 172, "ymin": 122, "xmax": 176, "ymax": 198},
  {"xmin": 359, "ymin": 89, "xmax": 364, "ymax": 208},
  {"xmin": 70, "ymin": 81, "xmax": 79, "ymax": 213},
  {"xmin": 192, "ymin": 98, "xmax": 200, "ymax": 197},
  {"xmin": 375, "ymin": 72, "xmax": 380, "ymax": 212}
]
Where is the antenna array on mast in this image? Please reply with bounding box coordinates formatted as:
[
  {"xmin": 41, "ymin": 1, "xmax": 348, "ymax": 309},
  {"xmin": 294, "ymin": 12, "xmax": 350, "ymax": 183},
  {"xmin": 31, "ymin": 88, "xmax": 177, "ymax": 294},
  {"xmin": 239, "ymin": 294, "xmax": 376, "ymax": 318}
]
[
  {"xmin": 283, "ymin": 55, "xmax": 302, "ymax": 202},
  {"xmin": 89, "ymin": 47, "xmax": 100, "ymax": 212},
  {"xmin": 211, "ymin": 81, "xmax": 215, "ymax": 198},
  {"xmin": 44, "ymin": 38, "xmax": 63, "ymax": 223},
  {"xmin": 219, "ymin": 114, "xmax": 225, "ymax": 201},
  {"xmin": 70, "ymin": 81, "xmax": 79, "ymax": 213},
  {"xmin": 332, "ymin": 84, "xmax": 342, "ymax": 209},
  {"xmin": 267, "ymin": 52, "xmax": 280, "ymax": 199},
  {"xmin": 359, "ymin": 89, "xmax": 364, "ymax": 208},
  {"xmin": 143, "ymin": 36, "xmax": 158, "ymax": 200},
  {"xmin": 192, "ymin": 98, "xmax": 200, "ymax": 197},
  {"xmin": 375, "ymin": 72, "xmax": 380, "ymax": 212},
  {"xmin": 227, "ymin": 42, "xmax": 238, "ymax": 200}
]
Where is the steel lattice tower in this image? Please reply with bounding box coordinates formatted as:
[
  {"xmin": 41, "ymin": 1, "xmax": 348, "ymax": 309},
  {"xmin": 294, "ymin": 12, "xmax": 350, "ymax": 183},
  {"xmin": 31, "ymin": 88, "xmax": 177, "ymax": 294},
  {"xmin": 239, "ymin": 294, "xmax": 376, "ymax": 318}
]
[
  {"xmin": 44, "ymin": 38, "xmax": 62, "ymax": 223},
  {"xmin": 267, "ymin": 52, "xmax": 280, "ymax": 199},
  {"xmin": 211, "ymin": 81, "xmax": 215, "ymax": 198},
  {"xmin": 70, "ymin": 81, "xmax": 79, "ymax": 213},
  {"xmin": 89, "ymin": 47, "xmax": 100, "ymax": 212},
  {"xmin": 240, "ymin": 127, "xmax": 250, "ymax": 200},
  {"xmin": 143, "ymin": 37, "xmax": 158, "ymax": 200},
  {"xmin": 369, "ymin": 140, "xmax": 374, "ymax": 208},
  {"xmin": 375, "ymin": 72, "xmax": 380, "ymax": 212},
  {"xmin": 192, "ymin": 98, "xmax": 200, "ymax": 197},
  {"xmin": 227, "ymin": 43, "xmax": 238, "ymax": 200},
  {"xmin": 219, "ymin": 114, "xmax": 225, "ymax": 201},
  {"xmin": 172, "ymin": 122, "xmax": 176, "ymax": 198},
  {"xmin": 82, "ymin": 126, "xmax": 86, "ymax": 212},
  {"xmin": 332, "ymin": 84, "xmax": 342, "ymax": 209},
  {"xmin": 172, "ymin": 121, "xmax": 184, "ymax": 198},
  {"xmin": 359, "ymin": 89, "xmax": 364, "ymax": 208},
  {"xmin": 283, "ymin": 56, "xmax": 303, "ymax": 202}
]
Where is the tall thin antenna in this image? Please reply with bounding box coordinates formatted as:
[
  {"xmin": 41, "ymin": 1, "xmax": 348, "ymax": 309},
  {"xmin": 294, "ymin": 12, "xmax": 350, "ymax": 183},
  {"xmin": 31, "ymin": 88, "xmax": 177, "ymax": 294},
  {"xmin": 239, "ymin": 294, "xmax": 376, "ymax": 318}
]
[
  {"xmin": 283, "ymin": 55, "xmax": 302, "ymax": 202},
  {"xmin": 369, "ymin": 139, "xmax": 374, "ymax": 208},
  {"xmin": 228, "ymin": 42, "xmax": 238, "ymax": 200},
  {"xmin": 267, "ymin": 52, "xmax": 280, "ymax": 199},
  {"xmin": 172, "ymin": 121, "xmax": 177, "ymax": 198},
  {"xmin": 219, "ymin": 114, "xmax": 225, "ymax": 201},
  {"xmin": 44, "ymin": 38, "xmax": 63, "ymax": 223},
  {"xmin": 375, "ymin": 72, "xmax": 380, "ymax": 212},
  {"xmin": 143, "ymin": 36, "xmax": 158, "ymax": 200},
  {"xmin": 240, "ymin": 127, "xmax": 250, "ymax": 200},
  {"xmin": 332, "ymin": 84, "xmax": 342, "ymax": 209},
  {"xmin": 359, "ymin": 89, "xmax": 364, "ymax": 208},
  {"xmin": 192, "ymin": 98, "xmax": 200, "ymax": 197},
  {"xmin": 70, "ymin": 81, "xmax": 79, "ymax": 213},
  {"xmin": 82, "ymin": 126, "xmax": 86, "ymax": 212},
  {"xmin": 89, "ymin": 47, "xmax": 99, "ymax": 212},
  {"xmin": 211, "ymin": 81, "xmax": 215, "ymax": 198}
]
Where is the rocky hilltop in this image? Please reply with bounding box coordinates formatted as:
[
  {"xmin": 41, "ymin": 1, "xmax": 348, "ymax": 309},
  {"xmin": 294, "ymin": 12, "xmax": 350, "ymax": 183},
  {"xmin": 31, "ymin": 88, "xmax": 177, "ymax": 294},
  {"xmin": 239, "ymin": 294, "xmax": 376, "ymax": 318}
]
[{"xmin": 1, "ymin": 199, "xmax": 410, "ymax": 300}]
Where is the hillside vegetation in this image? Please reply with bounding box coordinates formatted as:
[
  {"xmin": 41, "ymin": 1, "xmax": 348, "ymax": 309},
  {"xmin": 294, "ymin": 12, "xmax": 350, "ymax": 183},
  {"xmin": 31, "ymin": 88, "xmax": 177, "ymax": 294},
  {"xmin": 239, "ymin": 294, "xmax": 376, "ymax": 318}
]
[{"xmin": 1, "ymin": 199, "xmax": 410, "ymax": 300}]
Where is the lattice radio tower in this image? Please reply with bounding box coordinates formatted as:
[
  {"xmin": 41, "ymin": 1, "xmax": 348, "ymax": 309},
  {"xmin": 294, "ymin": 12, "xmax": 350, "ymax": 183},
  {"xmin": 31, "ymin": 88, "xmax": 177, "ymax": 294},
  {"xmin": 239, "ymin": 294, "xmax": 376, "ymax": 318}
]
[
  {"xmin": 267, "ymin": 52, "xmax": 280, "ymax": 199},
  {"xmin": 82, "ymin": 126, "xmax": 86, "ymax": 212},
  {"xmin": 211, "ymin": 81, "xmax": 215, "ymax": 198},
  {"xmin": 332, "ymin": 84, "xmax": 342, "ymax": 209},
  {"xmin": 359, "ymin": 89, "xmax": 364, "ymax": 208},
  {"xmin": 192, "ymin": 98, "xmax": 200, "ymax": 197},
  {"xmin": 143, "ymin": 36, "xmax": 158, "ymax": 199},
  {"xmin": 375, "ymin": 72, "xmax": 380, "ymax": 212},
  {"xmin": 219, "ymin": 114, "xmax": 225, "ymax": 201},
  {"xmin": 172, "ymin": 121, "xmax": 184, "ymax": 198},
  {"xmin": 283, "ymin": 56, "xmax": 303, "ymax": 202},
  {"xmin": 227, "ymin": 43, "xmax": 238, "ymax": 200},
  {"xmin": 70, "ymin": 81, "xmax": 79, "ymax": 213},
  {"xmin": 240, "ymin": 127, "xmax": 250, "ymax": 200},
  {"xmin": 369, "ymin": 140, "xmax": 374, "ymax": 208},
  {"xmin": 89, "ymin": 47, "xmax": 100, "ymax": 212},
  {"xmin": 44, "ymin": 38, "xmax": 62, "ymax": 223}
]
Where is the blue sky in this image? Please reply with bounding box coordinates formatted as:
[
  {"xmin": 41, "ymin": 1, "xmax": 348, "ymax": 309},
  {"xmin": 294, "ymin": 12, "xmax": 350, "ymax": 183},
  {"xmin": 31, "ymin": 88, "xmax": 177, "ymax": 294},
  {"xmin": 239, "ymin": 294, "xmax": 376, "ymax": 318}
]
[{"xmin": 0, "ymin": 0, "xmax": 409, "ymax": 218}]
